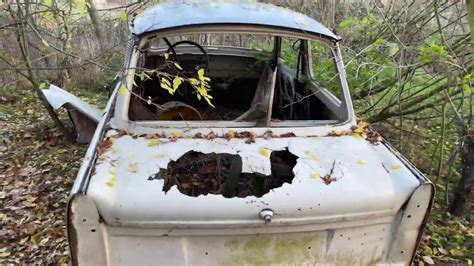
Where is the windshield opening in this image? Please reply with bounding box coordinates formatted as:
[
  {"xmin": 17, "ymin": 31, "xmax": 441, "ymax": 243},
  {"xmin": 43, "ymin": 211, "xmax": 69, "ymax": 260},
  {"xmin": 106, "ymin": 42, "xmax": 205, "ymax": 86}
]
[{"xmin": 127, "ymin": 32, "xmax": 347, "ymax": 125}]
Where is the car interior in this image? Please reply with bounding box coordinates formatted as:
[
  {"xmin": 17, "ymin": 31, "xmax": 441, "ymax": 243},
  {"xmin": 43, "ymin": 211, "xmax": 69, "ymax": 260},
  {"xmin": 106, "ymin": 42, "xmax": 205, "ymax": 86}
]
[{"xmin": 128, "ymin": 33, "xmax": 343, "ymax": 124}]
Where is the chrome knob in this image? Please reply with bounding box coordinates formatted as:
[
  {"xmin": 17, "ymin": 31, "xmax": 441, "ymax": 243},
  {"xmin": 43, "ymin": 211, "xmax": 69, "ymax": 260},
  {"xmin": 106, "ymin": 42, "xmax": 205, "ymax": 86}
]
[{"xmin": 259, "ymin": 209, "xmax": 273, "ymax": 223}]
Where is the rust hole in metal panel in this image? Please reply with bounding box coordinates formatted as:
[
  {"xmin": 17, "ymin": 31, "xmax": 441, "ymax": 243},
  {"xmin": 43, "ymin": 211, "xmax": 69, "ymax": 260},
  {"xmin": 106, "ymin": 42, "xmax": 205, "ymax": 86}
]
[{"xmin": 157, "ymin": 150, "xmax": 297, "ymax": 198}]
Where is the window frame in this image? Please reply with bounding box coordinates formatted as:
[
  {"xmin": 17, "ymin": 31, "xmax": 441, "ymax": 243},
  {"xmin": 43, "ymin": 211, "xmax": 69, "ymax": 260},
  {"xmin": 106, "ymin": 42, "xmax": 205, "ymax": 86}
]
[{"xmin": 112, "ymin": 25, "xmax": 355, "ymax": 131}]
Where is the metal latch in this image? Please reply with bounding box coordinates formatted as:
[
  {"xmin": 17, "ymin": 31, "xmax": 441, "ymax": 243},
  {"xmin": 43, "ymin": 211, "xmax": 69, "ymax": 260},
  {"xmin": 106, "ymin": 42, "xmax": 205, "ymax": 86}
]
[{"xmin": 259, "ymin": 208, "xmax": 274, "ymax": 223}]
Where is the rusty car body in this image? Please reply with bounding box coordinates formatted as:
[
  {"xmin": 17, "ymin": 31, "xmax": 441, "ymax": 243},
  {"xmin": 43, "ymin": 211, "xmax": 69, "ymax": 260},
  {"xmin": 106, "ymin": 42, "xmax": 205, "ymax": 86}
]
[{"xmin": 44, "ymin": 1, "xmax": 434, "ymax": 265}]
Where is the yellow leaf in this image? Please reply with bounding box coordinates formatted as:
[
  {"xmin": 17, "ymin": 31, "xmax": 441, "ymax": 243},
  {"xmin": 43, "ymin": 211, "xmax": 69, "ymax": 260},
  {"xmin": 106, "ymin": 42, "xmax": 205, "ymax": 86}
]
[
  {"xmin": 391, "ymin": 164, "xmax": 402, "ymax": 170},
  {"xmin": 353, "ymin": 127, "xmax": 364, "ymax": 134},
  {"xmin": 148, "ymin": 139, "xmax": 160, "ymax": 146},
  {"xmin": 172, "ymin": 77, "xmax": 182, "ymax": 91},
  {"xmin": 164, "ymin": 53, "xmax": 169, "ymax": 60},
  {"xmin": 146, "ymin": 97, "xmax": 152, "ymax": 105},
  {"xmin": 259, "ymin": 147, "xmax": 270, "ymax": 157},
  {"xmin": 204, "ymin": 96, "xmax": 215, "ymax": 107},
  {"xmin": 120, "ymin": 11, "xmax": 127, "ymax": 21},
  {"xmin": 171, "ymin": 131, "xmax": 182, "ymax": 137},
  {"xmin": 358, "ymin": 121, "xmax": 369, "ymax": 128},
  {"xmin": 198, "ymin": 68, "xmax": 205, "ymax": 79},
  {"xmin": 161, "ymin": 77, "xmax": 171, "ymax": 86},
  {"xmin": 310, "ymin": 172, "xmax": 318, "ymax": 180},
  {"xmin": 119, "ymin": 83, "xmax": 127, "ymax": 96},
  {"xmin": 357, "ymin": 159, "xmax": 367, "ymax": 164},
  {"xmin": 106, "ymin": 176, "xmax": 117, "ymax": 187}
]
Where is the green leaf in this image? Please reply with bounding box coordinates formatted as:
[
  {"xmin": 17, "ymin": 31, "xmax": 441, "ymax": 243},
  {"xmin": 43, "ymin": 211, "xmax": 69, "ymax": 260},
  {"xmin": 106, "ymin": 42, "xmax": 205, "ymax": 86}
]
[
  {"xmin": 120, "ymin": 11, "xmax": 128, "ymax": 21},
  {"xmin": 387, "ymin": 42, "xmax": 399, "ymax": 57},
  {"xmin": 44, "ymin": 0, "xmax": 53, "ymax": 7},
  {"xmin": 38, "ymin": 82, "xmax": 47, "ymax": 90},
  {"xmin": 462, "ymin": 83, "xmax": 472, "ymax": 94}
]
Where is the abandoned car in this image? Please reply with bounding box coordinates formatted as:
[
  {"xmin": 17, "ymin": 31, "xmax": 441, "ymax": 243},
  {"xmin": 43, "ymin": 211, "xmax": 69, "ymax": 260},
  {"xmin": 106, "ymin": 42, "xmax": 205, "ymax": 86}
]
[{"xmin": 43, "ymin": 1, "xmax": 434, "ymax": 265}]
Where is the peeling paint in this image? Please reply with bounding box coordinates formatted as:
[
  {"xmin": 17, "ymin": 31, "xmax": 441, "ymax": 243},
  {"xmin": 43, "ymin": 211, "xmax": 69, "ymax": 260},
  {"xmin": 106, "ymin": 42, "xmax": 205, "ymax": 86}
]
[{"xmin": 87, "ymin": 132, "xmax": 421, "ymax": 226}]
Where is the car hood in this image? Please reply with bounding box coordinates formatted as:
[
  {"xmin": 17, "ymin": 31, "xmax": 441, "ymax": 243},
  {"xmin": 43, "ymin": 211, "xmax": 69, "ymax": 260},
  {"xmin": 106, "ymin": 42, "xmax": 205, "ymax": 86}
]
[{"xmin": 87, "ymin": 132, "xmax": 422, "ymax": 227}]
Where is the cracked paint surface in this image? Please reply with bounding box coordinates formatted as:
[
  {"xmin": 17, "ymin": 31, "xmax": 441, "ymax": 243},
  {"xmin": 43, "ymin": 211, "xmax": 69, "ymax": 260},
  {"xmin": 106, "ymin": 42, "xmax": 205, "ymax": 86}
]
[{"xmin": 87, "ymin": 131, "xmax": 421, "ymax": 226}]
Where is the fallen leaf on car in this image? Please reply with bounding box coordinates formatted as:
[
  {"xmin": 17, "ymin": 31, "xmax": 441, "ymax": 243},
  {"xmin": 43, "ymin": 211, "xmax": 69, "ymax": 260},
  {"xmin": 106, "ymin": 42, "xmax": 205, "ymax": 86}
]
[
  {"xmin": 148, "ymin": 139, "xmax": 160, "ymax": 146},
  {"xmin": 127, "ymin": 162, "xmax": 139, "ymax": 173},
  {"xmin": 259, "ymin": 147, "xmax": 270, "ymax": 157},
  {"xmin": 391, "ymin": 164, "xmax": 402, "ymax": 170}
]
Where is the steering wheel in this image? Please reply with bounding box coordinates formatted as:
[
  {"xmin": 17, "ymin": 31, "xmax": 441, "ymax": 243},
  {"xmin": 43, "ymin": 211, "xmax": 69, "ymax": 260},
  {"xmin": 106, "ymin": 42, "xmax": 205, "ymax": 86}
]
[{"xmin": 165, "ymin": 40, "xmax": 210, "ymax": 72}]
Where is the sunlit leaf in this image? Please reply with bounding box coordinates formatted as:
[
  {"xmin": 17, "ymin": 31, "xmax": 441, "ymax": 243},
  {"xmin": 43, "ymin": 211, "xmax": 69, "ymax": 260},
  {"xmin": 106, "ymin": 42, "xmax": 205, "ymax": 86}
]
[
  {"xmin": 259, "ymin": 147, "xmax": 270, "ymax": 157},
  {"xmin": 148, "ymin": 139, "xmax": 160, "ymax": 146},
  {"xmin": 391, "ymin": 164, "xmax": 402, "ymax": 170},
  {"xmin": 120, "ymin": 11, "xmax": 127, "ymax": 21},
  {"xmin": 119, "ymin": 83, "xmax": 127, "ymax": 96},
  {"xmin": 44, "ymin": 0, "xmax": 53, "ymax": 7},
  {"xmin": 38, "ymin": 82, "xmax": 47, "ymax": 90},
  {"xmin": 164, "ymin": 53, "xmax": 169, "ymax": 60},
  {"xmin": 310, "ymin": 172, "xmax": 319, "ymax": 180},
  {"xmin": 171, "ymin": 131, "xmax": 182, "ymax": 137},
  {"xmin": 357, "ymin": 159, "xmax": 367, "ymax": 164},
  {"xmin": 462, "ymin": 83, "xmax": 472, "ymax": 94},
  {"xmin": 173, "ymin": 62, "xmax": 183, "ymax": 70},
  {"xmin": 172, "ymin": 77, "xmax": 182, "ymax": 91}
]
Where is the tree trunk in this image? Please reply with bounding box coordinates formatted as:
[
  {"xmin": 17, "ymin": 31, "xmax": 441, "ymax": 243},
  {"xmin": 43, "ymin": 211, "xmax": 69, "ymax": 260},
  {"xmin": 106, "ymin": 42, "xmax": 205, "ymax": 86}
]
[
  {"xmin": 449, "ymin": 0, "xmax": 474, "ymax": 217},
  {"xmin": 14, "ymin": 0, "xmax": 74, "ymax": 142},
  {"xmin": 86, "ymin": 0, "xmax": 106, "ymax": 52},
  {"xmin": 450, "ymin": 135, "xmax": 474, "ymax": 218}
]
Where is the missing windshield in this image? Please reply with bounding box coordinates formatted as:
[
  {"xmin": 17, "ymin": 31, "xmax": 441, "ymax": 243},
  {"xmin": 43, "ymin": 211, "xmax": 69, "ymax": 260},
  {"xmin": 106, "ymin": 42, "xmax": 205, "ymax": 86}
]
[{"xmin": 128, "ymin": 33, "xmax": 345, "ymax": 123}]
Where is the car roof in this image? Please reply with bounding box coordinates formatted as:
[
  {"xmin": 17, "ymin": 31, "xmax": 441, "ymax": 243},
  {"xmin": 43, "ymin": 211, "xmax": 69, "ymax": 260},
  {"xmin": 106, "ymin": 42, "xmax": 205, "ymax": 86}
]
[{"xmin": 132, "ymin": 1, "xmax": 339, "ymax": 41}]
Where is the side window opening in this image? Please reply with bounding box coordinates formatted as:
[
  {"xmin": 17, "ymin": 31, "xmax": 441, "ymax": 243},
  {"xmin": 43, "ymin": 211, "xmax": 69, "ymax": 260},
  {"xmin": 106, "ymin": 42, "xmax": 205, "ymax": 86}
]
[
  {"xmin": 127, "ymin": 32, "xmax": 345, "ymax": 123},
  {"xmin": 272, "ymin": 38, "xmax": 342, "ymax": 121}
]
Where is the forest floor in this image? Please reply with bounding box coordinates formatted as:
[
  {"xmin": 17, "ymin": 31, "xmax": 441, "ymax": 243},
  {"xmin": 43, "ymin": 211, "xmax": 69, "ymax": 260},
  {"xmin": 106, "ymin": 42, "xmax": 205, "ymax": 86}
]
[{"xmin": 0, "ymin": 87, "xmax": 472, "ymax": 264}]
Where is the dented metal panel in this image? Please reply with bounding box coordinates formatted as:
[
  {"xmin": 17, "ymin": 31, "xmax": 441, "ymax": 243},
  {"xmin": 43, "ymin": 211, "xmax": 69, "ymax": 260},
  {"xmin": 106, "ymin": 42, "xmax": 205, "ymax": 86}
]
[
  {"xmin": 87, "ymin": 133, "xmax": 421, "ymax": 227},
  {"xmin": 43, "ymin": 85, "xmax": 103, "ymax": 122},
  {"xmin": 133, "ymin": 1, "xmax": 339, "ymax": 40}
]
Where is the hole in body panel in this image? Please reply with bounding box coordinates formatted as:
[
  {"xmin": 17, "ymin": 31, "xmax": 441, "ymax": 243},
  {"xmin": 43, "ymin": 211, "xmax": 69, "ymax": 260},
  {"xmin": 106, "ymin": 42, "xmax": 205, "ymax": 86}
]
[{"xmin": 157, "ymin": 150, "xmax": 297, "ymax": 198}]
